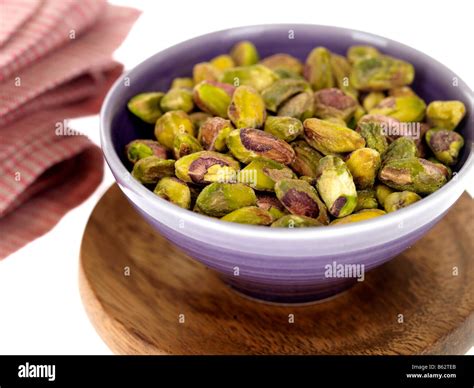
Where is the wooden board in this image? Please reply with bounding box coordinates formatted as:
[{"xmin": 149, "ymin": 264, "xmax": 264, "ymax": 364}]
[{"xmin": 79, "ymin": 185, "xmax": 474, "ymax": 355}]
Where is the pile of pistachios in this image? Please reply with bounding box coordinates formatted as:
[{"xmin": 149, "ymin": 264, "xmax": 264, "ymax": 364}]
[{"xmin": 124, "ymin": 41, "xmax": 466, "ymax": 227}]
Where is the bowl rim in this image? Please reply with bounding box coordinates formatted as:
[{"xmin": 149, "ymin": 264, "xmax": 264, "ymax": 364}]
[{"xmin": 100, "ymin": 23, "xmax": 474, "ymax": 240}]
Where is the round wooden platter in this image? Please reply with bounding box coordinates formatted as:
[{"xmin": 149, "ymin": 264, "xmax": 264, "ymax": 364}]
[{"xmin": 79, "ymin": 185, "xmax": 474, "ymax": 355}]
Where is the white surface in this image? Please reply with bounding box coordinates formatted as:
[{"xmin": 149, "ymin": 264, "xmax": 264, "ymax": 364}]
[{"xmin": 0, "ymin": 0, "xmax": 473, "ymax": 355}]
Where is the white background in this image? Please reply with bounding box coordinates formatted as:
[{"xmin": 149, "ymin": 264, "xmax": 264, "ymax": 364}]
[{"xmin": 0, "ymin": 0, "xmax": 472, "ymax": 355}]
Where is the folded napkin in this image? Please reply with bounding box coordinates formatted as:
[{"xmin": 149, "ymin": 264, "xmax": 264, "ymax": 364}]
[{"xmin": 0, "ymin": 0, "xmax": 140, "ymax": 258}]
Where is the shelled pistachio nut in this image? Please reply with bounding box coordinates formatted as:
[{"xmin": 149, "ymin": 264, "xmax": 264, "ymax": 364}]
[
  {"xmin": 313, "ymin": 88, "xmax": 358, "ymax": 122},
  {"xmin": 221, "ymin": 206, "xmax": 273, "ymax": 225},
  {"xmin": 277, "ymin": 91, "xmax": 314, "ymax": 120},
  {"xmin": 193, "ymin": 80, "xmax": 235, "ymax": 118},
  {"xmin": 240, "ymin": 157, "xmax": 296, "ymax": 191},
  {"xmin": 260, "ymin": 53, "xmax": 303, "ymax": 75},
  {"xmin": 382, "ymin": 137, "xmax": 418, "ymax": 164},
  {"xmin": 425, "ymin": 128, "xmax": 464, "ymax": 166},
  {"xmin": 193, "ymin": 62, "xmax": 221, "ymax": 84},
  {"xmin": 330, "ymin": 209, "xmax": 386, "ymax": 225},
  {"xmin": 362, "ymin": 92, "xmax": 385, "ymax": 112},
  {"xmin": 230, "ymin": 41, "xmax": 259, "ymax": 66},
  {"xmin": 228, "ymin": 85, "xmax": 266, "ymax": 128},
  {"xmin": 125, "ymin": 139, "xmax": 167, "ymax": 164},
  {"xmin": 345, "ymin": 148, "xmax": 381, "ymax": 189},
  {"xmin": 426, "ymin": 100, "xmax": 466, "ymax": 130},
  {"xmin": 256, "ymin": 194, "xmax": 288, "ymax": 220},
  {"xmin": 374, "ymin": 183, "xmax": 394, "ymax": 208},
  {"xmin": 173, "ymin": 133, "xmax": 203, "ymax": 159},
  {"xmin": 304, "ymin": 47, "xmax": 334, "ymax": 90},
  {"xmin": 262, "ymin": 79, "xmax": 311, "ymax": 112},
  {"xmin": 160, "ymin": 88, "xmax": 194, "ymax": 113},
  {"xmin": 271, "ymin": 214, "xmax": 323, "ymax": 228},
  {"xmin": 153, "ymin": 177, "xmax": 191, "ymax": 209},
  {"xmin": 131, "ymin": 156, "xmax": 175, "ymax": 184},
  {"xmin": 290, "ymin": 140, "xmax": 323, "ymax": 178},
  {"xmin": 354, "ymin": 189, "xmax": 378, "ymax": 212},
  {"xmin": 221, "ymin": 64, "xmax": 278, "ymax": 92},
  {"xmin": 127, "ymin": 92, "xmax": 164, "ymax": 124},
  {"xmin": 347, "ymin": 45, "xmax": 380, "ymax": 64},
  {"xmin": 198, "ymin": 117, "xmax": 233, "ymax": 152},
  {"xmin": 210, "ymin": 54, "xmax": 235, "ymax": 71},
  {"xmin": 330, "ymin": 53, "xmax": 358, "ymax": 99},
  {"xmin": 154, "ymin": 110, "xmax": 194, "ymax": 149},
  {"xmin": 369, "ymin": 95, "xmax": 426, "ymax": 122},
  {"xmin": 383, "ymin": 191, "xmax": 421, "ymax": 213},
  {"xmin": 264, "ymin": 116, "xmax": 303, "ymax": 142},
  {"xmin": 171, "ymin": 77, "xmax": 194, "ymax": 90}
]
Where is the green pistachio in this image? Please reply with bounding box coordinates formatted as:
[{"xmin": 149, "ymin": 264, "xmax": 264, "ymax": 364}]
[
  {"xmin": 350, "ymin": 55, "xmax": 415, "ymax": 91},
  {"xmin": 221, "ymin": 64, "xmax": 279, "ymax": 92},
  {"xmin": 354, "ymin": 189, "xmax": 378, "ymax": 212},
  {"xmin": 330, "ymin": 53, "xmax": 358, "ymax": 99},
  {"xmin": 345, "ymin": 148, "xmax": 381, "ymax": 189},
  {"xmin": 425, "ymin": 128, "xmax": 464, "ymax": 166},
  {"xmin": 240, "ymin": 157, "xmax": 296, "ymax": 191},
  {"xmin": 299, "ymin": 175, "xmax": 316, "ymax": 185},
  {"xmin": 304, "ymin": 47, "xmax": 334, "ymax": 90},
  {"xmin": 227, "ymin": 128, "xmax": 295, "ymax": 165},
  {"xmin": 273, "ymin": 68, "xmax": 305, "ymax": 80},
  {"xmin": 230, "ymin": 41, "xmax": 259, "ymax": 66},
  {"xmin": 369, "ymin": 95, "xmax": 426, "ymax": 122},
  {"xmin": 374, "ymin": 183, "xmax": 394, "ymax": 207},
  {"xmin": 378, "ymin": 157, "xmax": 448, "ymax": 195},
  {"xmin": 256, "ymin": 194, "xmax": 288, "ymax": 220},
  {"xmin": 131, "ymin": 156, "xmax": 175, "ymax": 184},
  {"xmin": 290, "ymin": 140, "xmax": 323, "ymax": 178},
  {"xmin": 274, "ymin": 179, "xmax": 329, "ymax": 224},
  {"xmin": 228, "ymin": 85, "xmax": 266, "ymax": 128},
  {"xmin": 210, "ymin": 54, "xmax": 235, "ymax": 71},
  {"xmin": 303, "ymin": 118, "xmax": 365, "ymax": 155},
  {"xmin": 362, "ymin": 92, "xmax": 385, "ymax": 111},
  {"xmin": 198, "ymin": 117, "xmax": 233, "ymax": 152},
  {"xmin": 221, "ymin": 206, "xmax": 273, "ymax": 225},
  {"xmin": 173, "ymin": 133, "xmax": 202, "ymax": 159},
  {"xmin": 426, "ymin": 100, "xmax": 466, "ymax": 130},
  {"xmin": 330, "ymin": 209, "xmax": 386, "ymax": 225},
  {"xmin": 388, "ymin": 86, "xmax": 416, "ymax": 97},
  {"xmin": 195, "ymin": 182, "xmax": 257, "ymax": 217},
  {"xmin": 171, "ymin": 77, "xmax": 194, "ymax": 90},
  {"xmin": 271, "ymin": 214, "xmax": 323, "ymax": 228},
  {"xmin": 160, "ymin": 88, "xmax": 194, "ymax": 113},
  {"xmin": 153, "ymin": 177, "xmax": 191, "ymax": 209},
  {"xmin": 260, "ymin": 53, "xmax": 303, "ymax": 75},
  {"xmin": 313, "ymin": 88, "xmax": 358, "ymax": 122},
  {"xmin": 261, "ymin": 79, "xmax": 311, "ymax": 112},
  {"xmin": 154, "ymin": 110, "xmax": 194, "ymax": 149},
  {"xmin": 357, "ymin": 119, "xmax": 389, "ymax": 154},
  {"xmin": 347, "ymin": 45, "xmax": 380, "ymax": 64},
  {"xmin": 382, "ymin": 137, "xmax": 418, "ymax": 164},
  {"xmin": 193, "ymin": 62, "xmax": 221, "ymax": 84},
  {"xmin": 427, "ymin": 157, "xmax": 452, "ymax": 179},
  {"xmin": 189, "ymin": 112, "xmax": 213, "ymax": 131},
  {"xmin": 193, "ymin": 80, "xmax": 235, "ymax": 118},
  {"xmin": 125, "ymin": 139, "xmax": 167, "ymax": 164},
  {"xmin": 315, "ymin": 155, "xmax": 357, "ymax": 218},
  {"xmin": 264, "ymin": 116, "xmax": 303, "ymax": 142},
  {"xmin": 175, "ymin": 150, "xmax": 240, "ymax": 184},
  {"xmin": 127, "ymin": 92, "xmax": 164, "ymax": 124},
  {"xmin": 277, "ymin": 92, "xmax": 315, "ymax": 120},
  {"xmin": 383, "ymin": 191, "xmax": 421, "ymax": 213}
]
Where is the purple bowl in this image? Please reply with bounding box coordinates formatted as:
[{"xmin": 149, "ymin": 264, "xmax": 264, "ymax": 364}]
[{"xmin": 100, "ymin": 24, "xmax": 473, "ymax": 303}]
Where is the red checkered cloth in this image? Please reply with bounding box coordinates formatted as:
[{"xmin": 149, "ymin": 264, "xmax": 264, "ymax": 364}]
[{"xmin": 0, "ymin": 1, "xmax": 140, "ymax": 258}]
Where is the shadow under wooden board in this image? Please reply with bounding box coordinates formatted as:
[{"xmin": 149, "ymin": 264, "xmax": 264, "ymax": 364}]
[{"xmin": 79, "ymin": 185, "xmax": 474, "ymax": 355}]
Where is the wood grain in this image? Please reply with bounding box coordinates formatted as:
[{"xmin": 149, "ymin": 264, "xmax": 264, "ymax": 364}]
[{"xmin": 79, "ymin": 185, "xmax": 474, "ymax": 354}]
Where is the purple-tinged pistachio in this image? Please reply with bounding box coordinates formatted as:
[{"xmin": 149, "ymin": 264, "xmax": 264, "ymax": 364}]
[
  {"xmin": 153, "ymin": 177, "xmax": 191, "ymax": 209},
  {"xmin": 171, "ymin": 77, "xmax": 194, "ymax": 90},
  {"xmin": 160, "ymin": 88, "xmax": 194, "ymax": 113},
  {"xmin": 426, "ymin": 100, "xmax": 466, "ymax": 130},
  {"xmin": 240, "ymin": 157, "xmax": 296, "ymax": 191},
  {"xmin": 228, "ymin": 85, "xmax": 266, "ymax": 129},
  {"xmin": 304, "ymin": 47, "xmax": 334, "ymax": 90},
  {"xmin": 290, "ymin": 140, "xmax": 323, "ymax": 178},
  {"xmin": 388, "ymin": 86, "xmax": 416, "ymax": 97},
  {"xmin": 313, "ymin": 88, "xmax": 358, "ymax": 122},
  {"xmin": 227, "ymin": 128, "xmax": 295, "ymax": 165},
  {"xmin": 354, "ymin": 189, "xmax": 378, "ymax": 212},
  {"xmin": 264, "ymin": 116, "xmax": 303, "ymax": 142},
  {"xmin": 173, "ymin": 133, "xmax": 202, "ymax": 159},
  {"xmin": 198, "ymin": 117, "xmax": 233, "ymax": 152},
  {"xmin": 210, "ymin": 54, "xmax": 235, "ymax": 71},
  {"xmin": 127, "ymin": 92, "xmax": 164, "ymax": 124},
  {"xmin": 425, "ymin": 128, "xmax": 464, "ymax": 166},
  {"xmin": 362, "ymin": 92, "xmax": 385, "ymax": 112},
  {"xmin": 260, "ymin": 53, "xmax": 303, "ymax": 74},
  {"xmin": 345, "ymin": 148, "xmax": 381, "ymax": 189},
  {"xmin": 315, "ymin": 155, "xmax": 357, "ymax": 218},
  {"xmin": 230, "ymin": 41, "xmax": 259, "ymax": 66},
  {"xmin": 427, "ymin": 157, "xmax": 452, "ymax": 179},
  {"xmin": 193, "ymin": 80, "xmax": 235, "ymax": 118},
  {"xmin": 271, "ymin": 214, "xmax": 323, "ymax": 228},
  {"xmin": 347, "ymin": 45, "xmax": 380, "ymax": 64},
  {"xmin": 378, "ymin": 157, "xmax": 448, "ymax": 195},
  {"xmin": 303, "ymin": 118, "xmax": 365, "ymax": 155},
  {"xmin": 277, "ymin": 92, "xmax": 314, "ymax": 120},
  {"xmin": 382, "ymin": 137, "xmax": 418, "ymax": 164},
  {"xmin": 256, "ymin": 194, "xmax": 288, "ymax": 220},
  {"xmin": 131, "ymin": 156, "xmax": 175, "ymax": 184},
  {"xmin": 125, "ymin": 139, "xmax": 167, "ymax": 164},
  {"xmin": 369, "ymin": 95, "xmax": 426, "ymax": 122},
  {"xmin": 221, "ymin": 64, "xmax": 278, "ymax": 92},
  {"xmin": 357, "ymin": 119, "xmax": 389, "ymax": 154},
  {"xmin": 275, "ymin": 179, "xmax": 329, "ymax": 224},
  {"xmin": 195, "ymin": 182, "xmax": 257, "ymax": 217},
  {"xmin": 350, "ymin": 55, "xmax": 415, "ymax": 91},
  {"xmin": 374, "ymin": 183, "xmax": 394, "ymax": 207},
  {"xmin": 154, "ymin": 110, "xmax": 194, "ymax": 149},
  {"xmin": 175, "ymin": 151, "xmax": 240, "ymax": 184},
  {"xmin": 383, "ymin": 191, "xmax": 421, "ymax": 213},
  {"xmin": 330, "ymin": 209, "xmax": 386, "ymax": 225},
  {"xmin": 261, "ymin": 79, "xmax": 311, "ymax": 112},
  {"xmin": 189, "ymin": 112, "xmax": 213, "ymax": 131},
  {"xmin": 221, "ymin": 206, "xmax": 273, "ymax": 225},
  {"xmin": 193, "ymin": 62, "xmax": 221, "ymax": 84},
  {"xmin": 330, "ymin": 53, "xmax": 359, "ymax": 99}
]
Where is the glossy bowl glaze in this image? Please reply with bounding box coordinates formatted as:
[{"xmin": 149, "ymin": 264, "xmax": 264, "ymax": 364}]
[{"xmin": 100, "ymin": 24, "xmax": 473, "ymax": 303}]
